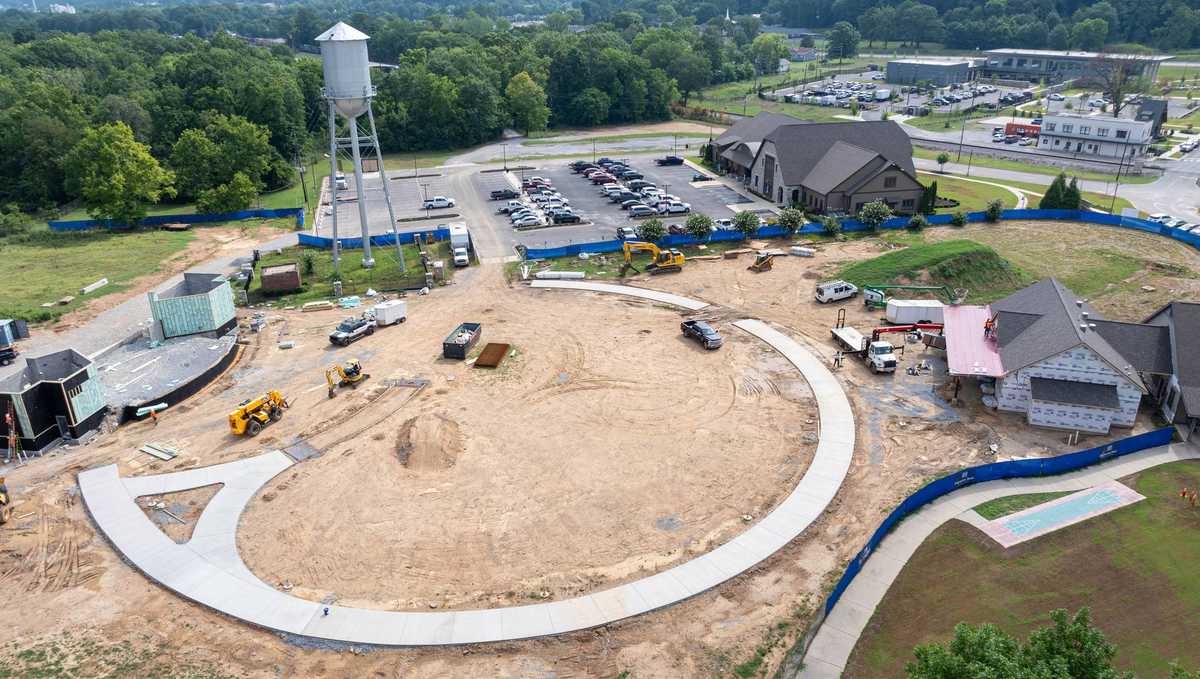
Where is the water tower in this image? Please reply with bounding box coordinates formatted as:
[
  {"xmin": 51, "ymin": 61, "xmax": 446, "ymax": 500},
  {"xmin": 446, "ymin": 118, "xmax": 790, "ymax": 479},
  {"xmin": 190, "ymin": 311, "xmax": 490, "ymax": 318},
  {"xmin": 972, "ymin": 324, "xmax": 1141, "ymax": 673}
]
[{"xmin": 316, "ymin": 21, "xmax": 401, "ymax": 273}]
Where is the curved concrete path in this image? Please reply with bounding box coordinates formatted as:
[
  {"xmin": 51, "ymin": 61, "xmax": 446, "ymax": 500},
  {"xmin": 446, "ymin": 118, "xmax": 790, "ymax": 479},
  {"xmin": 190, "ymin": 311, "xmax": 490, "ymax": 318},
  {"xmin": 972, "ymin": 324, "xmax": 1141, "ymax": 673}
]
[
  {"xmin": 78, "ymin": 281, "xmax": 854, "ymax": 645},
  {"xmin": 798, "ymin": 441, "xmax": 1200, "ymax": 679}
]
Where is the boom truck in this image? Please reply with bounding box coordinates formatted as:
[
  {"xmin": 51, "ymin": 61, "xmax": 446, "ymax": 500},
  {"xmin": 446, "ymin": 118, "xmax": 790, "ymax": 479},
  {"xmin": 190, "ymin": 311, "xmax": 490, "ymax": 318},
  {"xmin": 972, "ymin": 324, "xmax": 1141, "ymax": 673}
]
[{"xmin": 831, "ymin": 309, "xmax": 944, "ymax": 374}]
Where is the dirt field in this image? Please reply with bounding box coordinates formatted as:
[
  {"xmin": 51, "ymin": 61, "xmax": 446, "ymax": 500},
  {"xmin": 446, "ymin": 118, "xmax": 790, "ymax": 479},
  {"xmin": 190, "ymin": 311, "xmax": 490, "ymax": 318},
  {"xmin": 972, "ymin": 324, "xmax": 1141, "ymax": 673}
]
[{"xmin": 0, "ymin": 220, "xmax": 1182, "ymax": 678}]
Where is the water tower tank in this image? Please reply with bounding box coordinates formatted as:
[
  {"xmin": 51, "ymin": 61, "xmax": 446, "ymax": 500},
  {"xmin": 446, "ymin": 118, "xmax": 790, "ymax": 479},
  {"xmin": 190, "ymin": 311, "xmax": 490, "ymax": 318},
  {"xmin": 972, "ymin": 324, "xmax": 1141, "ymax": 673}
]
[{"xmin": 315, "ymin": 22, "xmax": 373, "ymax": 119}]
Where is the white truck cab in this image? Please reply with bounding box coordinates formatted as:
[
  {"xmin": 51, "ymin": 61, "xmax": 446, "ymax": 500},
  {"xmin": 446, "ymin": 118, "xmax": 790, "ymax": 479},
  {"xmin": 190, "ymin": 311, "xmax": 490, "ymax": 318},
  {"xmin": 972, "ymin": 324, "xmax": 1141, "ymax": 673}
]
[
  {"xmin": 815, "ymin": 280, "xmax": 859, "ymax": 303},
  {"xmin": 453, "ymin": 247, "xmax": 470, "ymax": 267},
  {"xmin": 865, "ymin": 340, "xmax": 898, "ymax": 373}
]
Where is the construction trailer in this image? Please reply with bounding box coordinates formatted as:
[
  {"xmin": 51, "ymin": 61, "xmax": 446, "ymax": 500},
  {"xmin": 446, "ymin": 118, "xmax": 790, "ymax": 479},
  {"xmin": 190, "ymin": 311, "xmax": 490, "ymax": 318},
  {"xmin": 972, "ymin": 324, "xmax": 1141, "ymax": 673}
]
[
  {"xmin": 0, "ymin": 349, "xmax": 107, "ymax": 453},
  {"xmin": 147, "ymin": 273, "xmax": 237, "ymax": 340}
]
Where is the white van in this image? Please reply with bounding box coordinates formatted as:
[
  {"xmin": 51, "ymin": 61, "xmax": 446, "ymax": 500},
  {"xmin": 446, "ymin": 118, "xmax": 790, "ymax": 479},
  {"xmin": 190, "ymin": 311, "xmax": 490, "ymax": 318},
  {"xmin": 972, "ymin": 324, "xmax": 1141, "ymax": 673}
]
[{"xmin": 815, "ymin": 280, "xmax": 859, "ymax": 303}]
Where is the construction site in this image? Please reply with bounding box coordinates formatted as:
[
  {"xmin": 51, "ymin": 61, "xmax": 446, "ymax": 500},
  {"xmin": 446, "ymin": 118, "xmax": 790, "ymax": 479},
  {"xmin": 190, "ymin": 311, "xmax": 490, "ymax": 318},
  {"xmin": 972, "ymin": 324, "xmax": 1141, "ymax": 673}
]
[{"xmin": 0, "ymin": 210, "xmax": 1195, "ymax": 677}]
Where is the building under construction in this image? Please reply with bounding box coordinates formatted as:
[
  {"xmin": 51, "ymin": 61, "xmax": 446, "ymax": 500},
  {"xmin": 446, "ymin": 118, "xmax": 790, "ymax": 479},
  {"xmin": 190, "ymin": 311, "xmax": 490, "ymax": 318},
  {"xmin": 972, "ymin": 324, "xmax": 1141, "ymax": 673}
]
[{"xmin": 1, "ymin": 349, "xmax": 107, "ymax": 454}]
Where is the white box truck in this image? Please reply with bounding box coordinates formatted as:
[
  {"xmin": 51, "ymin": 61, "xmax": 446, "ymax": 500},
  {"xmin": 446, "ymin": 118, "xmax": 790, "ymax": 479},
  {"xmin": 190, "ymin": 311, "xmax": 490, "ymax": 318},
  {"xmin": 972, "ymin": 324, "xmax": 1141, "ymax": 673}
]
[
  {"xmin": 448, "ymin": 222, "xmax": 471, "ymax": 267},
  {"xmin": 369, "ymin": 300, "xmax": 407, "ymax": 326},
  {"xmin": 885, "ymin": 299, "xmax": 944, "ymax": 325},
  {"xmin": 874, "ymin": 88, "xmax": 892, "ymax": 101}
]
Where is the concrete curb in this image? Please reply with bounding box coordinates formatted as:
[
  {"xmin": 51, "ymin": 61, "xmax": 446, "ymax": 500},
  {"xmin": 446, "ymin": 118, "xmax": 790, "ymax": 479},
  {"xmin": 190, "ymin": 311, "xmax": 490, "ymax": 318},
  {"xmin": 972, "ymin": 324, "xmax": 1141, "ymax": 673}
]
[{"xmin": 78, "ymin": 281, "xmax": 855, "ymax": 646}]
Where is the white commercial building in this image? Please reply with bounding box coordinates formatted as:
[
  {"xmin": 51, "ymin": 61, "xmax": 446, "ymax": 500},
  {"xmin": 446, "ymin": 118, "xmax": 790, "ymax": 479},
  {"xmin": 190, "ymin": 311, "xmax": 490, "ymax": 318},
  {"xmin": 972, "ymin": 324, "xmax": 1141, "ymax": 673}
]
[{"xmin": 1037, "ymin": 113, "xmax": 1153, "ymax": 159}]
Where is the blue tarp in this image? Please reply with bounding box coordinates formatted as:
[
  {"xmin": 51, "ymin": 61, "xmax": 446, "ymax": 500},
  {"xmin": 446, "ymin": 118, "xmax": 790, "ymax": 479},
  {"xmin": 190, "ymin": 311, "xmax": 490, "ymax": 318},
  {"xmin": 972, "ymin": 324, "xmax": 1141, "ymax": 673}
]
[
  {"xmin": 296, "ymin": 226, "xmax": 451, "ymax": 250},
  {"xmin": 48, "ymin": 207, "xmax": 305, "ymax": 231},
  {"xmin": 822, "ymin": 426, "xmax": 1175, "ymax": 615}
]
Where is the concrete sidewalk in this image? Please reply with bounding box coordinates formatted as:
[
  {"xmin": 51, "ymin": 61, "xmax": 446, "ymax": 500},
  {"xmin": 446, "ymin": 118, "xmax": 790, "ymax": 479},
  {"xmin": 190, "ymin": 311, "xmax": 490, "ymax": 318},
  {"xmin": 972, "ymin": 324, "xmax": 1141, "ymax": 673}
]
[{"xmin": 798, "ymin": 441, "xmax": 1199, "ymax": 678}]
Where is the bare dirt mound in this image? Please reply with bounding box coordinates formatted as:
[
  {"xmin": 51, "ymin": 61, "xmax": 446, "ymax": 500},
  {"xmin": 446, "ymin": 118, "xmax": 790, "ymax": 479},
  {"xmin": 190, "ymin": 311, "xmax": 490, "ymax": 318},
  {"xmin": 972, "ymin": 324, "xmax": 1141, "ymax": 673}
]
[{"xmin": 396, "ymin": 414, "xmax": 463, "ymax": 470}]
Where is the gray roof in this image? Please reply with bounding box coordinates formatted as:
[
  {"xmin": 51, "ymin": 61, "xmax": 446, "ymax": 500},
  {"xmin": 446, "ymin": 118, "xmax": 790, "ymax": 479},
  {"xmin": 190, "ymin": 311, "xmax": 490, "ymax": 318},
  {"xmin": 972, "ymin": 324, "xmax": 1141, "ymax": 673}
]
[
  {"xmin": 1030, "ymin": 377, "xmax": 1120, "ymax": 409},
  {"xmin": 761, "ymin": 121, "xmax": 917, "ymax": 189},
  {"xmin": 1091, "ymin": 320, "xmax": 1173, "ymax": 374},
  {"xmin": 1145, "ymin": 301, "xmax": 1200, "ymax": 418},
  {"xmin": 990, "ymin": 278, "xmax": 1145, "ymax": 391},
  {"xmin": 720, "ymin": 141, "xmax": 760, "ymax": 168},
  {"xmin": 1136, "ymin": 99, "xmax": 1168, "ymax": 122},
  {"xmin": 714, "ymin": 112, "xmax": 806, "ymax": 150}
]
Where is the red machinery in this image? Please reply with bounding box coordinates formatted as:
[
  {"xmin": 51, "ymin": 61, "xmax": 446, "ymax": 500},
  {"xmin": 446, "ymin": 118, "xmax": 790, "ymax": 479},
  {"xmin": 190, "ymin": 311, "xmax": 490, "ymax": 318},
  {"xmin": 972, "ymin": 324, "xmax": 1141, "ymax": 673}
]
[
  {"xmin": 1004, "ymin": 121, "xmax": 1040, "ymax": 137},
  {"xmin": 870, "ymin": 323, "xmax": 944, "ymax": 343}
]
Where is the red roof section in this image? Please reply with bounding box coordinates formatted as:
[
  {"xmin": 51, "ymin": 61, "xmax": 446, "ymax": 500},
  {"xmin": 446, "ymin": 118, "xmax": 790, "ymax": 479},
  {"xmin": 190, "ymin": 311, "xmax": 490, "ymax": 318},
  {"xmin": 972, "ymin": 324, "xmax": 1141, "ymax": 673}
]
[{"xmin": 944, "ymin": 304, "xmax": 1005, "ymax": 377}]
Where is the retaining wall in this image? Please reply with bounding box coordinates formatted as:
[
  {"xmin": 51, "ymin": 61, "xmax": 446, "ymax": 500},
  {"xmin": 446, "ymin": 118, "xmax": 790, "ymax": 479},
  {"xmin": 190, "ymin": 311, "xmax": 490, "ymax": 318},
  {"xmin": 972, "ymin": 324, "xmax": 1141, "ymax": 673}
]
[{"xmin": 49, "ymin": 207, "xmax": 305, "ymax": 231}]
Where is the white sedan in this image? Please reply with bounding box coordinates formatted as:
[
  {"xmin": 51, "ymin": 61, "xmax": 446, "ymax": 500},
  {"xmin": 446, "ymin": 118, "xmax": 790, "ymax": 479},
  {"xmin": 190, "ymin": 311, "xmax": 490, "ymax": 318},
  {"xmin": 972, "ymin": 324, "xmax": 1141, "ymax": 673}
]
[
  {"xmin": 658, "ymin": 201, "xmax": 691, "ymax": 215},
  {"xmin": 513, "ymin": 215, "xmax": 543, "ymax": 227}
]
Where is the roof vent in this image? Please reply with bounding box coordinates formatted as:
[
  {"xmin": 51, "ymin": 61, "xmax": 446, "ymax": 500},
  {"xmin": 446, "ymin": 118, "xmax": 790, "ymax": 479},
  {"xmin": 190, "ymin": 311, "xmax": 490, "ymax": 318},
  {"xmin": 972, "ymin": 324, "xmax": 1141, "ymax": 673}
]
[
  {"xmin": 1079, "ymin": 323, "xmax": 1089, "ymax": 332},
  {"xmin": 1076, "ymin": 300, "xmax": 1083, "ymax": 307},
  {"xmin": 1090, "ymin": 323, "xmax": 1097, "ymax": 329},
  {"xmin": 1081, "ymin": 311, "xmax": 1089, "ymax": 320}
]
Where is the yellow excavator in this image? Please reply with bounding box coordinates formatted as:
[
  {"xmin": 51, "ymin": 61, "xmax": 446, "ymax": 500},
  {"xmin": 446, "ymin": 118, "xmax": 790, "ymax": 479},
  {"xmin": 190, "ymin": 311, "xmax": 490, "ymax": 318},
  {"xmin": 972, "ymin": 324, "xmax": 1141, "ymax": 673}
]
[
  {"xmin": 325, "ymin": 359, "xmax": 369, "ymax": 398},
  {"xmin": 620, "ymin": 241, "xmax": 685, "ymax": 276},
  {"xmin": 228, "ymin": 390, "xmax": 289, "ymax": 437}
]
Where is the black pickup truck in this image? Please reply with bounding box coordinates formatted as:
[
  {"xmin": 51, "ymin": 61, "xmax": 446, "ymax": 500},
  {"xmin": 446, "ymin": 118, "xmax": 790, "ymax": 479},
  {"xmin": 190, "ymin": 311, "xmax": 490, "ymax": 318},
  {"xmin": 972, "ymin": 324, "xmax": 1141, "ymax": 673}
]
[{"xmin": 681, "ymin": 320, "xmax": 723, "ymax": 350}]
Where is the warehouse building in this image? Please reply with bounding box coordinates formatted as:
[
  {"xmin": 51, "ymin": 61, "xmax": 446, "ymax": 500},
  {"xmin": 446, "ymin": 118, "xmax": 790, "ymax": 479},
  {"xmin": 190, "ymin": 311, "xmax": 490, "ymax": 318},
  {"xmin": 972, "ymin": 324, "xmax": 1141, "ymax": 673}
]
[
  {"xmin": 885, "ymin": 59, "xmax": 974, "ymax": 86},
  {"xmin": 148, "ymin": 273, "xmax": 237, "ymax": 340},
  {"xmin": 980, "ymin": 49, "xmax": 1172, "ymax": 84},
  {"xmin": 1, "ymin": 349, "xmax": 106, "ymax": 452}
]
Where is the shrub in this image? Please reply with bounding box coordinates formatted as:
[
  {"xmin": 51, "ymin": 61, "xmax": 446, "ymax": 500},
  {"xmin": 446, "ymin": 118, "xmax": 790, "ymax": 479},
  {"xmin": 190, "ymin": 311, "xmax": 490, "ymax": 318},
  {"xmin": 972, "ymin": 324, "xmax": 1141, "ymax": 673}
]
[
  {"xmin": 984, "ymin": 199, "xmax": 1003, "ymax": 222},
  {"xmin": 301, "ymin": 251, "xmax": 316, "ymax": 275},
  {"xmin": 777, "ymin": 207, "xmax": 805, "ymax": 235},
  {"xmin": 908, "ymin": 214, "xmax": 928, "ymax": 230},
  {"xmin": 636, "ymin": 218, "xmax": 666, "ymax": 242},
  {"xmin": 684, "ymin": 213, "xmax": 714, "ymax": 241},
  {"xmin": 732, "ymin": 210, "xmax": 760, "ymax": 238},
  {"xmin": 858, "ymin": 200, "xmax": 893, "ymax": 231},
  {"xmin": 821, "ymin": 215, "xmax": 842, "ymax": 235},
  {"xmin": 950, "ymin": 210, "xmax": 967, "ymax": 227}
]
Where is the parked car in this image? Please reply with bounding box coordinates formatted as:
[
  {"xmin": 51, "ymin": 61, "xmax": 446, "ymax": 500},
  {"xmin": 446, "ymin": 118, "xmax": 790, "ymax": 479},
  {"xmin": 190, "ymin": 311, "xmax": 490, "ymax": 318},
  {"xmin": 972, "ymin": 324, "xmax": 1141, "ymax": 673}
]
[
  {"xmin": 513, "ymin": 215, "xmax": 543, "ymax": 228},
  {"xmin": 1004, "ymin": 135, "xmax": 1020, "ymax": 144},
  {"xmin": 992, "ymin": 133, "xmax": 1006, "ymax": 143},
  {"xmin": 714, "ymin": 218, "xmax": 733, "ymax": 230},
  {"xmin": 601, "ymin": 185, "xmax": 625, "ymax": 196},
  {"xmin": 1165, "ymin": 218, "xmax": 1188, "ymax": 229},
  {"xmin": 510, "ymin": 208, "xmax": 536, "ymax": 220},
  {"xmin": 617, "ymin": 226, "xmax": 638, "ymax": 239},
  {"xmin": 611, "ymin": 190, "xmax": 640, "ymax": 203},
  {"xmin": 422, "ymin": 196, "xmax": 456, "ymax": 209},
  {"xmin": 329, "ymin": 315, "xmax": 376, "ymax": 346},
  {"xmin": 498, "ymin": 200, "xmax": 526, "ymax": 214},
  {"xmin": 628, "ymin": 204, "xmax": 657, "ymax": 218},
  {"xmin": 656, "ymin": 156, "xmax": 685, "ymax": 166},
  {"xmin": 1148, "ymin": 213, "xmax": 1172, "ymax": 223},
  {"xmin": 627, "ymin": 180, "xmax": 655, "ymax": 191},
  {"xmin": 681, "ymin": 320, "xmax": 723, "ymax": 350},
  {"xmin": 490, "ymin": 188, "xmax": 519, "ymax": 200},
  {"xmin": 657, "ymin": 201, "xmax": 691, "ymax": 215},
  {"xmin": 552, "ymin": 212, "xmax": 581, "ymax": 224},
  {"xmin": 590, "ymin": 174, "xmax": 616, "ymax": 184},
  {"xmin": 1181, "ymin": 140, "xmax": 1199, "ymax": 153},
  {"xmin": 618, "ymin": 171, "xmax": 644, "ymax": 180},
  {"xmin": 814, "ymin": 280, "xmax": 859, "ymax": 304},
  {"xmin": 1019, "ymin": 137, "xmax": 1036, "ymax": 146},
  {"xmin": 620, "ymin": 199, "xmax": 644, "ymax": 210}
]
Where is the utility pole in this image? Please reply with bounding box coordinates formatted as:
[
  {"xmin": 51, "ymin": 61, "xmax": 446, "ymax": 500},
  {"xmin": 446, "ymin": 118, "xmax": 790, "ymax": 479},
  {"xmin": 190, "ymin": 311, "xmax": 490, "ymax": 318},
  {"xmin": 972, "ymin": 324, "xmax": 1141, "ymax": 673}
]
[
  {"xmin": 501, "ymin": 143, "xmax": 508, "ymax": 171},
  {"xmin": 957, "ymin": 111, "xmax": 968, "ymax": 162},
  {"xmin": 1110, "ymin": 146, "xmax": 1128, "ymax": 214}
]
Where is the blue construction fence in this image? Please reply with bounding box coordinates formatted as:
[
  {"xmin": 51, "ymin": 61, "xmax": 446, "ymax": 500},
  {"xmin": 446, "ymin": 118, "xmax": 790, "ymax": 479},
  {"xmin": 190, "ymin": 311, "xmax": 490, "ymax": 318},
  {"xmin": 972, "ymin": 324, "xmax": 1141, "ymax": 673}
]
[
  {"xmin": 48, "ymin": 207, "xmax": 305, "ymax": 231},
  {"xmin": 521, "ymin": 209, "xmax": 1200, "ymax": 260},
  {"xmin": 823, "ymin": 425, "xmax": 1176, "ymax": 616},
  {"xmin": 296, "ymin": 225, "xmax": 451, "ymax": 250}
]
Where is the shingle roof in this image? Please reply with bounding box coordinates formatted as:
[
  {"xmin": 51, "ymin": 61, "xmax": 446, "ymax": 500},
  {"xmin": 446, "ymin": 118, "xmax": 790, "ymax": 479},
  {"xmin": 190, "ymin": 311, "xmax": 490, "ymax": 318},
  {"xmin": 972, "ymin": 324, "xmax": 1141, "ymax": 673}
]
[
  {"xmin": 1091, "ymin": 320, "xmax": 1173, "ymax": 374},
  {"xmin": 1030, "ymin": 377, "xmax": 1120, "ymax": 409},
  {"xmin": 801, "ymin": 141, "xmax": 881, "ymax": 195},
  {"xmin": 720, "ymin": 141, "xmax": 760, "ymax": 168},
  {"xmin": 713, "ymin": 112, "xmax": 805, "ymax": 150},
  {"xmin": 990, "ymin": 278, "xmax": 1145, "ymax": 391},
  {"xmin": 761, "ymin": 121, "xmax": 916, "ymax": 188},
  {"xmin": 1145, "ymin": 301, "xmax": 1200, "ymax": 418}
]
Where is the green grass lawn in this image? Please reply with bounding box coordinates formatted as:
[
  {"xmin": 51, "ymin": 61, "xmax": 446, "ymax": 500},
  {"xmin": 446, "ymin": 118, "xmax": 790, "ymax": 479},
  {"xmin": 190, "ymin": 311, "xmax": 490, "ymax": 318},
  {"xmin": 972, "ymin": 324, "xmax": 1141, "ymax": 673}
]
[
  {"xmin": 920, "ymin": 174, "xmax": 1018, "ymax": 212},
  {"xmin": 0, "ymin": 224, "xmax": 197, "ymax": 322},
  {"xmin": 517, "ymin": 240, "xmax": 764, "ymax": 280},
  {"xmin": 837, "ymin": 239, "xmax": 1029, "ymax": 302},
  {"xmin": 973, "ymin": 492, "xmax": 1074, "ymax": 520},
  {"xmin": 911, "ymin": 147, "xmax": 1157, "ymax": 184},
  {"xmin": 1000, "ymin": 178, "xmax": 1137, "ymax": 215},
  {"xmin": 846, "ymin": 461, "xmax": 1200, "ymax": 679},
  {"xmin": 689, "ymin": 93, "xmax": 854, "ymax": 123},
  {"xmin": 249, "ymin": 241, "xmax": 453, "ymax": 307}
]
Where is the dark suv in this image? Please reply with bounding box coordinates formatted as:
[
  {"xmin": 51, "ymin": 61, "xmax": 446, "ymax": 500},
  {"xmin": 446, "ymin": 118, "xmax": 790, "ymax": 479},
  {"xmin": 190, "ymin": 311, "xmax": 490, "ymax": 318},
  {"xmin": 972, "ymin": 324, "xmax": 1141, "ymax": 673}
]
[
  {"xmin": 656, "ymin": 156, "xmax": 684, "ymax": 166},
  {"xmin": 490, "ymin": 188, "xmax": 519, "ymax": 200},
  {"xmin": 329, "ymin": 315, "xmax": 377, "ymax": 346}
]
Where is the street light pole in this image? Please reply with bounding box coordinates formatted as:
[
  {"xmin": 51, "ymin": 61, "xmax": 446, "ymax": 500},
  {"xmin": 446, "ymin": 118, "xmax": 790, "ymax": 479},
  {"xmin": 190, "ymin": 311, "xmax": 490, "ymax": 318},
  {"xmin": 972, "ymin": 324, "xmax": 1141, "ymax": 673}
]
[
  {"xmin": 957, "ymin": 110, "xmax": 968, "ymax": 162},
  {"xmin": 501, "ymin": 143, "xmax": 507, "ymax": 171}
]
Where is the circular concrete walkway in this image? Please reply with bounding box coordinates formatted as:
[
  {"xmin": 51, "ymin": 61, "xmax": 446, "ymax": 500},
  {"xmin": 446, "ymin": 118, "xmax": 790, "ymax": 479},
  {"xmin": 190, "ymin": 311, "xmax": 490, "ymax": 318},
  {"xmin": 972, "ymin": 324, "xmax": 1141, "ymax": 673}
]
[{"xmin": 78, "ymin": 281, "xmax": 855, "ymax": 646}]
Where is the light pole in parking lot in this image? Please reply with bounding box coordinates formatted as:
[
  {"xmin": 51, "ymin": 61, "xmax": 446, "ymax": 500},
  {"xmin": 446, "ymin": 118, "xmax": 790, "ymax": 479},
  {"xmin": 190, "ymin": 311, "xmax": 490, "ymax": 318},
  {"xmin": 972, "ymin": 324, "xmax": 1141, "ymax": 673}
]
[
  {"xmin": 501, "ymin": 143, "xmax": 508, "ymax": 171},
  {"xmin": 421, "ymin": 183, "xmax": 431, "ymax": 218}
]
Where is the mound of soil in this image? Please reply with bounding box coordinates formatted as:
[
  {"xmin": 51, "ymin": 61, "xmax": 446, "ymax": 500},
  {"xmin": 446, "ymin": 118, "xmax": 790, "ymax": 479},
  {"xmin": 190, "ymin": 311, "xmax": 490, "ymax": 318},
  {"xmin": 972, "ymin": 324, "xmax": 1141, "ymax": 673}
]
[{"xmin": 395, "ymin": 415, "xmax": 463, "ymax": 470}]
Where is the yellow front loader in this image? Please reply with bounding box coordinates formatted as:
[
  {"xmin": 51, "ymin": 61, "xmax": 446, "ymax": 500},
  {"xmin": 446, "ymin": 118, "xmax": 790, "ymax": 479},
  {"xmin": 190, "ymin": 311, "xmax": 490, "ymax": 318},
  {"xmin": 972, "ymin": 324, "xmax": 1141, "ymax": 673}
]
[{"xmin": 228, "ymin": 390, "xmax": 289, "ymax": 437}]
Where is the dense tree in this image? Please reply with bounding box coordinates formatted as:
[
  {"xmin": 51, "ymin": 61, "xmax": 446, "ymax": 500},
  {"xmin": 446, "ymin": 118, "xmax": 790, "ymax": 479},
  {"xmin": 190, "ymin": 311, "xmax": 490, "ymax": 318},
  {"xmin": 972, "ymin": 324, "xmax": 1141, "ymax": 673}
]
[
  {"xmin": 777, "ymin": 207, "xmax": 806, "ymax": 233},
  {"xmin": 733, "ymin": 209, "xmax": 760, "ymax": 238},
  {"xmin": 1040, "ymin": 173, "xmax": 1069, "ymax": 208},
  {"xmin": 63, "ymin": 122, "xmax": 175, "ymax": 226},
  {"xmin": 670, "ymin": 52, "xmax": 712, "ymax": 105},
  {"xmin": 749, "ymin": 33, "xmax": 789, "ymax": 76},
  {"xmin": 828, "ymin": 21, "xmax": 861, "ymax": 60},
  {"xmin": 570, "ymin": 88, "xmax": 611, "ymax": 126},
  {"xmin": 637, "ymin": 217, "xmax": 666, "ymax": 241},
  {"xmin": 1072, "ymin": 18, "xmax": 1110, "ymax": 49},
  {"xmin": 196, "ymin": 171, "xmax": 257, "ymax": 213},
  {"xmin": 908, "ymin": 609, "xmax": 1131, "ymax": 679},
  {"xmin": 858, "ymin": 200, "xmax": 893, "ymax": 230},
  {"xmin": 898, "ymin": 1, "xmax": 945, "ymax": 48},
  {"xmin": 685, "ymin": 212, "xmax": 714, "ymax": 240},
  {"xmin": 170, "ymin": 114, "xmax": 276, "ymax": 200},
  {"xmin": 506, "ymin": 71, "xmax": 550, "ymax": 135}
]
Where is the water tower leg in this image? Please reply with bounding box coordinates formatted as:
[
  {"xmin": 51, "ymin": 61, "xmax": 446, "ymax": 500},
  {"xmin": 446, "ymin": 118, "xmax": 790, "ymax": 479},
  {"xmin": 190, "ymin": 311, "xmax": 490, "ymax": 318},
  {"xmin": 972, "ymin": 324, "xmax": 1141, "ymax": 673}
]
[
  {"xmin": 349, "ymin": 116, "xmax": 374, "ymax": 269},
  {"xmin": 366, "ymin": 103, "xmax": 404, "ymax": 273},
  {"xmin": 327, "ymin": 100, "xmax": 340, "ymax": 278}
]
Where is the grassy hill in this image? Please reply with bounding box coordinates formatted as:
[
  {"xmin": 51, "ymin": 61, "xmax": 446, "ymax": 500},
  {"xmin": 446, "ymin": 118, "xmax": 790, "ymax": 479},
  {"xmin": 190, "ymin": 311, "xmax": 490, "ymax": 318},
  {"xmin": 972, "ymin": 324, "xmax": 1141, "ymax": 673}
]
[{"xmin": 838, "ymin": 240, "xmax": 1029, "ymax": 303}]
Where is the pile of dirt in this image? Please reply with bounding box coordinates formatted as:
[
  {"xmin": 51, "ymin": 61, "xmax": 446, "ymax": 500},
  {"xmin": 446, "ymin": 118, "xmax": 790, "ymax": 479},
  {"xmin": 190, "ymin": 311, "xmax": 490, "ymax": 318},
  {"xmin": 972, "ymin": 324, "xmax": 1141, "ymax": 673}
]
[
  {"xmin": 395, "ymin": 414, "xmax": 463, "ymax": 470},
  {"xmin": 839, "ymin": 239, "xmax": 1027, "ymax": 301}
]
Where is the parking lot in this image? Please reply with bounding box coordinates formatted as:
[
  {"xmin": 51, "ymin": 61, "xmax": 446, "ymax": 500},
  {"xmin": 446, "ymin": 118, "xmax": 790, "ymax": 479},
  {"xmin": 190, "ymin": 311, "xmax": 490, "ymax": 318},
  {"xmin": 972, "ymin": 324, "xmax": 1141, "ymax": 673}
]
[{"xmin": 317, "ymin": 171, "xmax": 458, "ymax": 235}]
